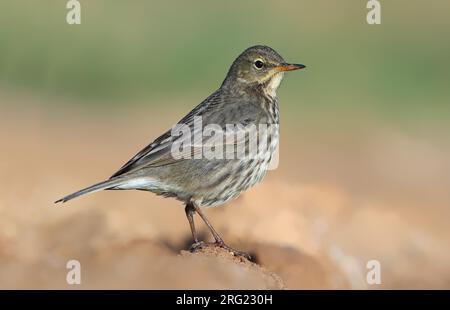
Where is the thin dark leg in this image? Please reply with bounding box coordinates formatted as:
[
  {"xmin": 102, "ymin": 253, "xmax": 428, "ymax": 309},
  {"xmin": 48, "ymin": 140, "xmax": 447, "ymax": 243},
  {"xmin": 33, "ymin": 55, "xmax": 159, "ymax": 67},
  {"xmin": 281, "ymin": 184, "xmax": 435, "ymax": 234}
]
[
  {"xmin": 185, "ymin": 202, "xmax": 199, "ymax": 243},
  {"xmin": 191, "ymin": 201, "xmax": 251, "ymax": 260},
  {"xmin": 192, "ymin": 202, "xmax": 223, "ymax": 243}
]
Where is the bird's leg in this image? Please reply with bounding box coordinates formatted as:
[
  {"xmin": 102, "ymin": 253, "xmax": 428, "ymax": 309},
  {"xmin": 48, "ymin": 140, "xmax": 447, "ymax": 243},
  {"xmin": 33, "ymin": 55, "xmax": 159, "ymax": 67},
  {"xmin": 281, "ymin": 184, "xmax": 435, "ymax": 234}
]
[
  {"xmin": 192, "ymin": 201, "xmax": 251, "ymax": 260},
  {"xmin": 184, "ymin": 203, "xmax": 199, "ymax": 243},
  {"xmin": 191, "ymin": 202, "xmax": 223, "ymax": 244}
]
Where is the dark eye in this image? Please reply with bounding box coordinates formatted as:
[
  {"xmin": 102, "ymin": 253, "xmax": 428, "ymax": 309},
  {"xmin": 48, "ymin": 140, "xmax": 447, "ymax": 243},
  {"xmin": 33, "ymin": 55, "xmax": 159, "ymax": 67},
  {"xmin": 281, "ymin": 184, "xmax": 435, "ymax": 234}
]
[{"xmin": 254, "ymin": 59, "xmax": 264, "ymax": 69}]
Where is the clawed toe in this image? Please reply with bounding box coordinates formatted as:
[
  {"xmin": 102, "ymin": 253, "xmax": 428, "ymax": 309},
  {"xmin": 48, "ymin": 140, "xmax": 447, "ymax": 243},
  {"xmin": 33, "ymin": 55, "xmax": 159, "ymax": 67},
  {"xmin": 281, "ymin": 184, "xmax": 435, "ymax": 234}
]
[
  {"xmin": 189, "ymin": 241, "xmax": 206, "ymax": 252},
  {"xmin": 215, "ymin": 241, "xmax": 251, "ymax": 260},
  {"xmin": 188, "ymin": 240, "xmax": 251, "ymax": 260}
]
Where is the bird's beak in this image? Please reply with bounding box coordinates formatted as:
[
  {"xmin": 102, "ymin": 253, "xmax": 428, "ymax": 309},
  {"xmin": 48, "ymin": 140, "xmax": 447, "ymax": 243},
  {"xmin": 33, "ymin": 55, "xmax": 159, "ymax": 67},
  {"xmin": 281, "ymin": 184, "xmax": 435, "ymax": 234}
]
[{"xmin": 274, "ymin": 63, "xmax": 306, "ymax": 72}]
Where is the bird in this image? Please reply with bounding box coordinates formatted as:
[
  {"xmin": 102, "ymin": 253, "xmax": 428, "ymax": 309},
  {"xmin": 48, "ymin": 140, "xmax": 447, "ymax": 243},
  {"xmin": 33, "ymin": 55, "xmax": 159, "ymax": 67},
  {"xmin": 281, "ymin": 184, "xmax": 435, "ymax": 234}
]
[{"xmin": 55, "ymin": 45, "xmax": 305, "ymax": 259}]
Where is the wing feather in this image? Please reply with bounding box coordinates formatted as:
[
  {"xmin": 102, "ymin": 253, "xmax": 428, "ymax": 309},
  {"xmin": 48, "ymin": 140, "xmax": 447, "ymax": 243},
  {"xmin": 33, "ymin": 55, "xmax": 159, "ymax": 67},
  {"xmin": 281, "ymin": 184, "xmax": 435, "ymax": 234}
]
[{"xmin": 110, "ymin": 91, "xmax": 224, "ymax": 178}]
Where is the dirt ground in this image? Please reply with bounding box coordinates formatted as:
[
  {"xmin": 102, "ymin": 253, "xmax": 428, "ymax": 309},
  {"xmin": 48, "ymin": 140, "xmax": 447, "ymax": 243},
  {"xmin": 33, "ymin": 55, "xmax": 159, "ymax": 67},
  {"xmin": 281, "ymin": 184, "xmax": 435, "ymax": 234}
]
[{"xmin": 1, "ymin": 94, "xmax": 449, "ymax": 289}]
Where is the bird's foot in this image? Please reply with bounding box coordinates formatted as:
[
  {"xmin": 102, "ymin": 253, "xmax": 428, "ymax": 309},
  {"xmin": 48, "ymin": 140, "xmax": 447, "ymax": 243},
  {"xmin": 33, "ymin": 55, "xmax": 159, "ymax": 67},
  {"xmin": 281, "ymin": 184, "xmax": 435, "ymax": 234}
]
[
  {"xmin": 215, "ymin": 241, "xmax": 252, "ymax": 261},
  {"xmin": 188, "ymin": 240, "xmax": 251, "ymax": 260},
  {"xmin": 189, "ymin": 241, "xmax": 206, "ymax": 252}
]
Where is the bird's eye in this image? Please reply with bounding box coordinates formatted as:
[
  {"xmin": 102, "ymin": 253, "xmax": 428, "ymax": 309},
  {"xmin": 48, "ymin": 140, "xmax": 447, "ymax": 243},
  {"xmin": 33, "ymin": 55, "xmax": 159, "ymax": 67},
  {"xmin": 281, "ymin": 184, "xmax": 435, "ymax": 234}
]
[{"xmin": 254, "ymin": 59, "xmax": 264, "ymax": 69}]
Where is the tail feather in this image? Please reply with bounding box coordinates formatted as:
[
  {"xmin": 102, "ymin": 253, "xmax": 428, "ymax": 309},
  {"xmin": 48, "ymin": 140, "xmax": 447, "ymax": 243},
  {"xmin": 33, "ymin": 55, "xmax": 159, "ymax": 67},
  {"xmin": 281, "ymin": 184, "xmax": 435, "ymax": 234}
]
[{"xmin": 55, "ymin": 178, "xmax": 125, "ymax": 204}]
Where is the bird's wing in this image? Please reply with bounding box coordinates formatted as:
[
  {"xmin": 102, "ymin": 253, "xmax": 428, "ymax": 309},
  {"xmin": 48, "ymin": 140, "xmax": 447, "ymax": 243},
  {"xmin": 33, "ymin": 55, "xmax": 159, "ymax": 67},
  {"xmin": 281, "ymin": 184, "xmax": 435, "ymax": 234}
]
[
  {"xmin": 110, "ymin": 90, "xmax": 269, "ymax": 179},
  {"xmin": 110, "ymin": 90, "xmax": 227, "ymax": 178}
]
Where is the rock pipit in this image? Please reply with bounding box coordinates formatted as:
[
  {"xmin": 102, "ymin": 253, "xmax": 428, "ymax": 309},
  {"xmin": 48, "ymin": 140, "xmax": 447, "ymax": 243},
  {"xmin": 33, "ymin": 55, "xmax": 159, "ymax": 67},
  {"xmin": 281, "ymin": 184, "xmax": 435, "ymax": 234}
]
[{"xmin": 56, "ymin": 45, "xmax": 305, "ymax": 259}]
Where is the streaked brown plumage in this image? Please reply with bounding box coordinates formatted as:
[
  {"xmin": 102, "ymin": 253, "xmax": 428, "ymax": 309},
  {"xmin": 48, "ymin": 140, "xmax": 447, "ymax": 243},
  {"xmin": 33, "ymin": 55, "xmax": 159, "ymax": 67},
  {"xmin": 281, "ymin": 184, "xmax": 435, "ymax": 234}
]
[{"xmin": 56, "ymin": 45, "xmax": 305, "ymax": 258}]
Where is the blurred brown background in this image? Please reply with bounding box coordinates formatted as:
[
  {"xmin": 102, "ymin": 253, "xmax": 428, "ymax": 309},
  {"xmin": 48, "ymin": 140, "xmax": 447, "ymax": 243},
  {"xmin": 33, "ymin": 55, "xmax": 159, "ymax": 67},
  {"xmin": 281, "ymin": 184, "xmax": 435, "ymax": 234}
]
[{"xmin": 0, "ymin": 1, "xmax": 449, "ymax": 289}]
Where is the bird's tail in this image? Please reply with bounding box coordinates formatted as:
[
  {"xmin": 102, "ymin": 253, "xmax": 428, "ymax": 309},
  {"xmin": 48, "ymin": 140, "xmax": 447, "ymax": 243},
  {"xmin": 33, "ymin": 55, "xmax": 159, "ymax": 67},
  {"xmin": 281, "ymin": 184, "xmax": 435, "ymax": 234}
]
[{"xmin": 55, "ymin": 177, "xmax": 126, "ymax": 204}]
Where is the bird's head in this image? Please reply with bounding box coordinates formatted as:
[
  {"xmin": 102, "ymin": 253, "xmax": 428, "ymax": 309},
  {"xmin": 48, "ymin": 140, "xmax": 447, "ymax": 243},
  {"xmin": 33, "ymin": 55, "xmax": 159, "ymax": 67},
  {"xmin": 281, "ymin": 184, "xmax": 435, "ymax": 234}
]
[{"xmin": 222, "ymin": 45, "xmax": 305, "ymax": 97}]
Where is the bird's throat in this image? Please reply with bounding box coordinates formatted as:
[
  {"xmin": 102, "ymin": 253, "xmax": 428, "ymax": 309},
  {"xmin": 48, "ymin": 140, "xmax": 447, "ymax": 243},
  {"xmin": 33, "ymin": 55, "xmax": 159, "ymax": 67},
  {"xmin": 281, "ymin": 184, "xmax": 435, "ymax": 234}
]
[{"xmin": 263, "ymin": 72, "xmax": 284, "ymax": 99}]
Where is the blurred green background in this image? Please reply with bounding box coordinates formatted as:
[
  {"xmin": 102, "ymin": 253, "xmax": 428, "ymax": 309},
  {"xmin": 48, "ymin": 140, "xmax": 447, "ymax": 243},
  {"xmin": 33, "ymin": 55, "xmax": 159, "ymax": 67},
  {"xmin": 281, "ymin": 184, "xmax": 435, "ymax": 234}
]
[{"xmin": 0, "ymin": 0, "xmax": 449, "ymax": 125}]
